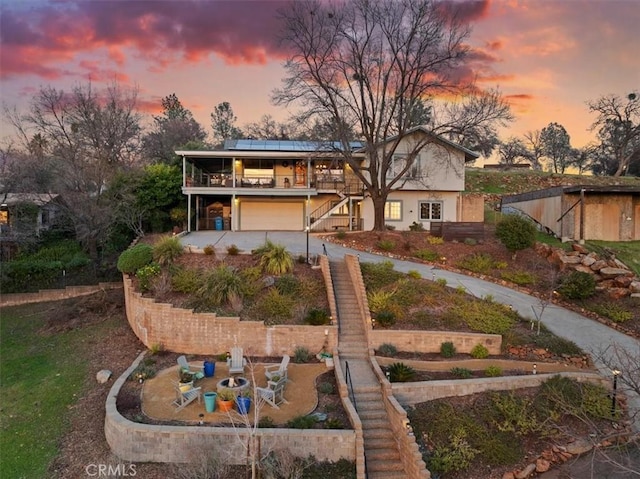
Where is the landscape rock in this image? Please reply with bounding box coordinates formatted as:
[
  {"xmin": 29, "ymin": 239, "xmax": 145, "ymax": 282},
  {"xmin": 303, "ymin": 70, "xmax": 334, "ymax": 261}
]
[
  {"xmin": 565, "ymin": 438, "xmax": 594, "ymax": 455},
  {"xmin": 515, "ymin": 463, "xmax": 536, "ymax": 479},
  {"xmin": 629, "ymin": 281, "xmax": 640, "ymax": 293},
  {"xmin": 581, "ymin": 256, "xmax": 597, "ymax": 267},
  {"xmin": 572, "ymin": 243, "xmax": 589, "ymax": 254},
  {"xmin": 574, "ymin": 265, "xmax": 594, "ymax": 274},
  {"xmin": 608, "ymin": 288, "xmax": 630, "ymax": 300},
  {"xmin": 502, "ymin": 473, "xmax": 515, "ymax": 479},
  {"xmin": 613, "ymin": 276, "xmax": 634, "ymax": 288},
  {"xmin": 599, "ymin": 267, "xmax": 632, "ymax": 279},
  {"xmin": 96, "ymin": 369, "xmax": 112, "ymax": 383},
  {"xmin": 590, "ymin": 259, "xmax": 608, "ymax": 271},
  {"xmin": 536, "ymin": 458, "xmax": 551, "ymax": 473}
]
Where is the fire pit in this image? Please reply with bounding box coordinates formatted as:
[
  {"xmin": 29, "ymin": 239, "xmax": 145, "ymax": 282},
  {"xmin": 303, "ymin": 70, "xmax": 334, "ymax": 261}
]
[{"xmin": 216, "ymin": 377, "xmax": 250, "ymax": 395}]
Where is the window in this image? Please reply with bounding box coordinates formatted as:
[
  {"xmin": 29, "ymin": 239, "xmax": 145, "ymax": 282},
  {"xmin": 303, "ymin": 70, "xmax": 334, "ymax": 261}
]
[
  {"xmin": 419, "ymin": 201, "xmax": 442, "ymax": 221},
  {"xmin": 387, "ymin": 155, "xmax": 405, "ymax": 178},
  {"xmin": 384, "ymin": 200, "xmax": 402, "ymax": 221},
  {"xmin": 330, "ymin": 200, "xmax": 348, "ymax": 216}
]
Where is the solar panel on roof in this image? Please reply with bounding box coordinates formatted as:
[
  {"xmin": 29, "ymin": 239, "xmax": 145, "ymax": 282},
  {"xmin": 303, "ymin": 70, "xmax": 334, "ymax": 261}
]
[{"xmin": 223, "ymin": 138, "xmax": 363, "ymax": 152}]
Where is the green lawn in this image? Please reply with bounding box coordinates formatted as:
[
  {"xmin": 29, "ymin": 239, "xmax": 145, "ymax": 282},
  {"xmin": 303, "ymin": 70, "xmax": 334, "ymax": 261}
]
[
  {"xmin": 587, "ymin": 240, "xmax": 640, "ymax": 277},
  {"xmin": 0, "ymin": 303, "xmax": 115, "ymax": 479}
]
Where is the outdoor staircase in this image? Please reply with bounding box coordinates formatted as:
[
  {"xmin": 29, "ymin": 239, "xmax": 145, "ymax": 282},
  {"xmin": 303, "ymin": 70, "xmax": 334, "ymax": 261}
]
[{"xmin": 330, "ymin": 260, "xmax": 408, "ymax": 478}]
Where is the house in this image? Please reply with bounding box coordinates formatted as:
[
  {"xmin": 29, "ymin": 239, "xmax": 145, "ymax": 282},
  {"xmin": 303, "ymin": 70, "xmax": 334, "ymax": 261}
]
[
  {"xmin": 501, "ymin": 185, "xmax": 640, "ymax": 242},
  {"xmin": 176, "ymin": 129, "xmax": 480, "ymax": 232},
  {"xmin": 0, "ymin": 193, "xmax": 61, "ymax": 238}
]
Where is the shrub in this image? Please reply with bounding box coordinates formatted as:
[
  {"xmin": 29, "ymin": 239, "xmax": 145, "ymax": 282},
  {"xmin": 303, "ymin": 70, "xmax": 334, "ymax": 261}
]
[
  {"xmin": 375, "ymin": 310, "xmax": 396, "ymax": 328},
  {"xmin": 153, "ymin": 236, "xmax": 183, "ymax": 265},
  {"xmin": 429, "ymin": 430, "xmax": 479, "ymax": 474},
  {"xmin": 449, "ymin": 298, "xmax": 516, "ymax": 335},
  {"xmin": 275, "ymin": 274, "xmax": 300, "ymax": 295},
  {"xmin": 450, "ymin": 367, "xmax": 473, "ymax": 379},
  {"xmin": 360, "ymin": 261, "xmax": 403, "ymax": 290},
  {"xmin": 117, "ymin": 243, "xmax": 153, "ymax": 274},
  {"xmin": 149, "ymin": 343, "xmax": 165, "ymax": 355},
  {"xmin": 409, "ymin": 221, "xmax": 424, "ymax": 231},
  {"xmin": 258, "ymin": 416, "xmax": 275, "ymax": 428},
  {"xmin": 377, "ymin": 240, "xmax": 395, "ymax": 251},
  {"xmin": 255, "ymin": 289, "xmax": 295, "ymax": 325},
  {"xmin": 305, "ymin": 308, "xmax": 331, "ymax": 325},
  {"xmin": 457, "ymin": 252, "xmax": 495, "ymax": 274},
  {"xmin": 463, "ymin": 238, "xmax": 477, "ymax": 246},
  {"xmin": 414, "ymin": 249, "xmax": 440, "ymax": 261},
  {"xmin": 335, "ymin": 230, "xmax": 346, "ymax": 240},
  {"xmin": 440, "ymin": 341, "xmax": 457, "ymax": 358},
  {"xmin": 495, "ymin": 214, "xmax": 537, "ymax": 256},
  {"xmin": 589, "ymin": 302, "xmax": 633, "ymax": 323},
  {"xmin": 324, "ymin": 418, "xmax": 344, "ymax": 429},
  {"xmin": 538, "ymin": 375, "xmax": 611, "ymax": 420},
  {"xmin": 293, "ymin": 346, "xmax": 312, "ymax": 363},
  {"xmin": 387, "ymin": 362, "xmax": 416, "ymax": 382},
  {"xmin": 484, "ymin": 365, "xmax": 503, "ymax": 377},
  {"xmin": 171, "ymin": 267, "xmax": 203, "ymax": 294},
  {"xmin": 500, "ymin": 270, "xmax": 536, "ymax": 286},
  {"xmin": 490, "ymin": 392, "xmax": 540, "ymax": 436},
  {"xmin": 470, "ymin": 344, "xmax": 489, "ymax": 359},
  {"xmin": 318, "ymin": 382, "xmax": 334, "ymax": 394},
  {"xmin": 129, "ymin": 363, "xmax": 156, "ymax": 381},
  {"xmin": 226, "ymin": 244, "xmax": 240, "ymax": 255},
  {"xmin": 367, "ymin": 289, "xmax": 396, "ymax": 313},
  {"xmin": 377, "ymin": 343, "xmax": 398, "ymax": 357},
  {"xmin": 557, "ymin": 271, "xmax": 596, "ymax": 299},
  {"xmin": 407, "ymin": 270, "xmax": 421, "ymax": 279},
  {"xmin": 136, "ymin": 263, "xmax": 161, "ymax": 293},
  {"xmin": 197, "ymin": 265, "xmax": 244, "ymax": 310},
  {"xmin": 287, "ymin": 415, "xmax": 317, "ymax": 429},
  {"xmin": 435, "ymin": 277, "xmax": 448, "ymax": 287},
  {"xmin": 203, "ymin": 244, "xmax": 216, "ymax": 256},
  {"xmin": 427, "ymin": 235, "xmax": 444, "ymax": 245}
]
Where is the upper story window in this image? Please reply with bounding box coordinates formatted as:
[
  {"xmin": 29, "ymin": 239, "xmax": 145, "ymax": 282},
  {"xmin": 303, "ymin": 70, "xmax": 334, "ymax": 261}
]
[
  {"xmin": 384, "ymin": 200, "xmax": 402, "ymax": 221},
  {"xmin": 419, "ymin": 201, "xmax": 442, "ymax": 221},
  {"xmin": 388, "ymin": 155, "xmax": 420, "ymax": 179}
]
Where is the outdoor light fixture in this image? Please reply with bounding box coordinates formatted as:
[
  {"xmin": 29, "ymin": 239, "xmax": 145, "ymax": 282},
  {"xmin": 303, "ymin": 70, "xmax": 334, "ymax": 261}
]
[
  {"xmin": 611, "ymin": 369, "xmax": 621, "ymax": 417},
  {"xmin": 305, "ymin": 225, "xmax": 310, "ymax": 263},
  {"xmin": 533, "ymin": 363, "xmax": 537, "ymax": 375},
  {"xmin": 199, "ymin": 413, "xmax": 204, "ymax": 426},
  {"xmin": 324, "ymin": 328, "xmax": 329, "ymax": 336}
]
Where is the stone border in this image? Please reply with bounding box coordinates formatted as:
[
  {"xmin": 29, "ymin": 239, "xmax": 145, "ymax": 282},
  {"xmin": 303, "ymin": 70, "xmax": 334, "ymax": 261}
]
[
  {"xmin": 105, "ymin": 353, "xmax": 357, "ymax": 465},
  {"xmin": 0, "ymin": 282, "xmax": 122, "ymax": 307}
]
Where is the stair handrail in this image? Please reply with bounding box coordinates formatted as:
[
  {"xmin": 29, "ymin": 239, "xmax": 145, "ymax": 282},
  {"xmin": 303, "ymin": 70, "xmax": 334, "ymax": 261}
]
[
  {"xmin": 343, "ymin": 360, "xmax": 358, "ymax": 412},
  {"xmin": 309, "ymin": 179, "xmax": 364, "ymax": 222},
  {"xmin": 326, "ymin": 256, "xmax": 341, "ymax": 335}
]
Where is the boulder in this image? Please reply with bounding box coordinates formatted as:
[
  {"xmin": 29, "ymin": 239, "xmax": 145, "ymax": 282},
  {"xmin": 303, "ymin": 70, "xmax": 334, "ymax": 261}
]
[
  {"xmin": 96, "ymin": 369, "xmax": 112, "ymax": 384},
  {"xmin": 629, "ymin": 281, "xmax": 640, "ymax": 293},
  {"xmin": 608, "ymin": 288, "xmax": 630, "ymax": 300},
  {"xmin": 613, "ymin": 276, "xmax": 634, "ymax": 288},
  {"xmin": 599, "ymin": 267, "xmax": 632, "ymax": 279},
  {"xmin": 574, "ymin": 265, "xmax": 594, "ymax": 275},
  {"xmin": 581, "ymin": 256, "xmax": 597, "ymax": 267},
  {"xmin": 515, "ymin": 463, "xmax": 536, "ymax": 479},
  {"xmin": 565, "ymin": 438, "xmax": 593, "ymax": 455},
  {"xmin": 572, "ymin": 243, "xmax": 589, "ymax": 254},
  {"xmin": 536, "ymin": 458, "xmax": 551, "ymax": 473},
  {"xmin": 613, "ymin": 258, "xmax": 629, "ymax": 269},
  {"xmin": 590, "ymin": 259, "xmax": 608, "ymax": 271},
  {"xmin": 502, "ymin": 473, "xmax": 516, "ymax": 479}
]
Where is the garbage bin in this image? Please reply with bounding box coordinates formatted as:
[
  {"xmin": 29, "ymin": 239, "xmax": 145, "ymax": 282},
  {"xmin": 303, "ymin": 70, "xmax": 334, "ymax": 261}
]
[
  {"xmin": 214, "ymin": 216, "xmax": 223, "ymax": 231},
  {"xmin": 204, "ymin": 361, "xmax": 215, "ymax": 378},
  {"xmin": 204, "ymin": 392, "xmax": 217, "ymax": 413}
]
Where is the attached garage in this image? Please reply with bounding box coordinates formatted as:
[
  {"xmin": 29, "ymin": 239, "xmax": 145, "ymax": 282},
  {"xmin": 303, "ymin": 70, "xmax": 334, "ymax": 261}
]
[{"xmin": 239, "ymin": 201, "xmax": 304, "ymax": 231}]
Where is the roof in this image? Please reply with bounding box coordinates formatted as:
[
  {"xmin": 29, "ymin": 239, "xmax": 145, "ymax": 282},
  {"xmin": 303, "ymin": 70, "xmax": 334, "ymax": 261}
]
[
  {"xmin": 501, "ymin": 184, "xmax": 640, "ymax": 204},
  {"xmin": 357, "ymin": 125, "xmax": 481, "ymax": 162},
  {"xmin": 223, "ymin": 139, "xmax": 364, "ymax": 152},
  {"xmin": 1, "ymin": 193, "xmax": 59, "ymax": 207}
]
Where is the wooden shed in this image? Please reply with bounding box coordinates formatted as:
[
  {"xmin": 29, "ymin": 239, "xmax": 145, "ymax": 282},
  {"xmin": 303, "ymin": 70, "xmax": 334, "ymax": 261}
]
[{"xmin": 501, "ymin": 185, "xmax": 640, "ymax": 242}]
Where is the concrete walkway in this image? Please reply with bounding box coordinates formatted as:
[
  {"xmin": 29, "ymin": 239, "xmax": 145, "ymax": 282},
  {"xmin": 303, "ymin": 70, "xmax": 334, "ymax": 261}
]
[{"xmin": 179, "ymin": 231, "xmax": 640, "ymax": 431}]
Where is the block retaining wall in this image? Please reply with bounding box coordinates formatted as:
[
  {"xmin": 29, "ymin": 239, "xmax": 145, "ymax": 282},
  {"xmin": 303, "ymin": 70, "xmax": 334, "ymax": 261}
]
[
  {"xmin": 391, "ymin": 371, "xmax": 607, "ymax": 406},
  {"xmin": 370, "ymin": 330, "xmax": 502, "ymax": 355},
  {"xmin": 0, "ymin": 282, "xmax": 122, "ymax": 307},
  {"xmin": 105, "ymin": 352, "xmax": 356, "ymax": 465}
]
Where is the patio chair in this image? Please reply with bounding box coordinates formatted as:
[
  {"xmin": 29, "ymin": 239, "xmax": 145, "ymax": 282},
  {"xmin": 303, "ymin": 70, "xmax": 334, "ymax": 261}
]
[
  {"xmin": 256, "ymin": 377, "xmax": 288, "ymax": 409},
  {"xmin": 172, "ymin": 383, "xmax": 202, "ymax": 412},
  {"xmin": 177, "ymin": 355, "xmax": 205, "ymax": 380},
  {"xmin": 264, "ymin": 354, "xmax": 290, "ymax": 382},
  {"xmin": 226, "ymin": 346, "xmax": 247, "ymax": 375}
]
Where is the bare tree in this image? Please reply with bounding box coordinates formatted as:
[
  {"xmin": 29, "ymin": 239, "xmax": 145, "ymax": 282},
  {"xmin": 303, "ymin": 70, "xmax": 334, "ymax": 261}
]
[
  {"xmin": 274, "ymin": 0, "xmax": 512, "ymax": 230},
  {"xmin": 588, "ymin": 92, "xmax": 640, "ymax": 177},
  {"xmin": 243, "ymin": 114, "xmax": 293, "ymax": 140},
  {"xmin": 6, "ymin": 82, "xmax": 142, "ymax": 259},
  {"xmin": 523, "ymin": 129, "xmax": 544, "ymax": 171},
  {"xmin": 497, "ymin": 137, "xmax": 529, "ymax": 169}
]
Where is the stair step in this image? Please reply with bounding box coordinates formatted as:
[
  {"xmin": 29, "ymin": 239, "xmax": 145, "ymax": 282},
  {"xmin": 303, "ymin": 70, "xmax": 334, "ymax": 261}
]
[
  {"xmin": 360, "ymin": 418, "xmax": 392, "ymax": 429},
  {"xmin": 363, "ymin": 428, "xmax": 394, "ymax": 441},
  {"xmin": 355, "ymin": 400, "xmax": 383, "ymax": 411},
  {"xmin": 365, "ymin": 448, "xmax": 401, "ymax": 461},
  {"xmin": 358, "ymin": 409, "xmax": 387, "ymax": 420},
  {"xmin": 365, "ymin": 437, "xmax": 396, "ymax": 449},
  {"xmin": 366, "ymin": 459, "xmax": 405, "ymax": 472},
  {"xmin": 367, "ymin": 471, "xmax": 408, "ymax": 479}
]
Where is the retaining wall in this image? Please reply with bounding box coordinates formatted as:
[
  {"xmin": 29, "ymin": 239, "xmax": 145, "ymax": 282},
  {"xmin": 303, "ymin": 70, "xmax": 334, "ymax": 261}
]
[
  {"xmin": 123, "ymin": 275, "xmax": 337, "ymax": 356},
  {"xmin": 105, "ymin": 353, "xmax": 357, "ymax": 465},
  {"xmin": 370, "ymin": 330, "xmax": 502, "ymax": 355},
  {"xmin": 0, "ymin": 282, "xmax": 122, "ymax": 307}
]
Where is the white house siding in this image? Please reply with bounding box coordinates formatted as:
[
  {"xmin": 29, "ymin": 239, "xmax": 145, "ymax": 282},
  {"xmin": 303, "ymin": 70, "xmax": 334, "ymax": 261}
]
[{"xmin": 362, "ymin": 191, "xmax": 461, "ymax": 231}]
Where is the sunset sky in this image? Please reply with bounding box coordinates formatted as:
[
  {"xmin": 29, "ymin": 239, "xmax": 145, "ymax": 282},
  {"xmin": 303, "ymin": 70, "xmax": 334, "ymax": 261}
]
[{"xmin": 1, "ymin": 0, "xmax": 638, "ymax": 154}]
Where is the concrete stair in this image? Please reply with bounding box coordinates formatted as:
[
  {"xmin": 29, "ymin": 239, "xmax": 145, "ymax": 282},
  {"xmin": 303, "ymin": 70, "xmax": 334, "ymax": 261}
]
[{"xmin": 330, "ymin": 258, "xmax": 410, "ymax": 478}]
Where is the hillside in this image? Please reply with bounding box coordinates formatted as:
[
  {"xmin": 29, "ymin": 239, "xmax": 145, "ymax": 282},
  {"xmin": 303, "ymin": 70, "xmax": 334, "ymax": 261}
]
[{"xmin": 465, "ymin": 168, "xmax": 639, "ymax": 197}]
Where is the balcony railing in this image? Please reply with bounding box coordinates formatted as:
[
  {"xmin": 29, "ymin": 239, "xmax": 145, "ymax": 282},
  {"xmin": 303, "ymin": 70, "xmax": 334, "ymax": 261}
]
[{"xmin": 186, "ymin": 174, "xmax": 363, "ymax": 191}]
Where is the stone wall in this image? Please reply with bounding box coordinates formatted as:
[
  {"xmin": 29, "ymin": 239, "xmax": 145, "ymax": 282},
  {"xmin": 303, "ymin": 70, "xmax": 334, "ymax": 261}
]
[
  {"xmin": 369, "ymin": 330, "xmax": 502, "ymax": 355},
  {"xmin": 390, "ymin": 371, "xmax": 607, "ymax": 406},
  {"xmin": 0, "ymin": 282, "xmax": 122, "ymax": 307},
  {"xmin": 123, "ymin": 275, "xmax": 337, "ymax": 356},
  {"xmin": 105, "ymin": 353, "xmax": 357, "ymax": 465}
]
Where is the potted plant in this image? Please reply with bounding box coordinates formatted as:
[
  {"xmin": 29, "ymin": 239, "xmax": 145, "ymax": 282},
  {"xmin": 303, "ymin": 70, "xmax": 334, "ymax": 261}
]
[
  {"xmin": 236, "ymin": 389, "xmax": 252, "ymax": 415},
  {"xmin": 217, "ymin": 388, "xmax": 235, "ymax": 412},
  {"xmin": 178, "ymin": 370, "xmax": 194, "ymax": 391}
]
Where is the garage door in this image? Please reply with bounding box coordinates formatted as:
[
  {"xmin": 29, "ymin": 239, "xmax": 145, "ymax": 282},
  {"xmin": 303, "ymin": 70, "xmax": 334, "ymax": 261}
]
[{"xmin": 239, "ymin": 201, "xmax": 304, "ymax": 231}]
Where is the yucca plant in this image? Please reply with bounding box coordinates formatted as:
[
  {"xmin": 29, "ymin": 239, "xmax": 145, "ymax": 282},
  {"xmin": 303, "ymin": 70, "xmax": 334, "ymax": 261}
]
[
  {"xmin": 259, "ymin": 243, "xmax": 294, "ymax": 275},
  {"xmin": 198, "ymin": 265, "xmax": 244, "ymax": 310}
]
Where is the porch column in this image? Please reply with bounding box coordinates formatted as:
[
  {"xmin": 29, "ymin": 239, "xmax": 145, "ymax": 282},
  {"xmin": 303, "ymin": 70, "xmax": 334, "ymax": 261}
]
[{"xmin": 187, "ymin": 193, "xmax": 192, "ymax": 232}]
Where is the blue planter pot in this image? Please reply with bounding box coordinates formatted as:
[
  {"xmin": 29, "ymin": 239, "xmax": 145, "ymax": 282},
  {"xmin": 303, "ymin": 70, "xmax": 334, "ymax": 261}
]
[
  {"xmin": 236, "ymin": 396, "xmax": 251, "ymax": 415},
  {"xmin": 204, "ymin": 361, "xmax": 215, "ymax": 378}
]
